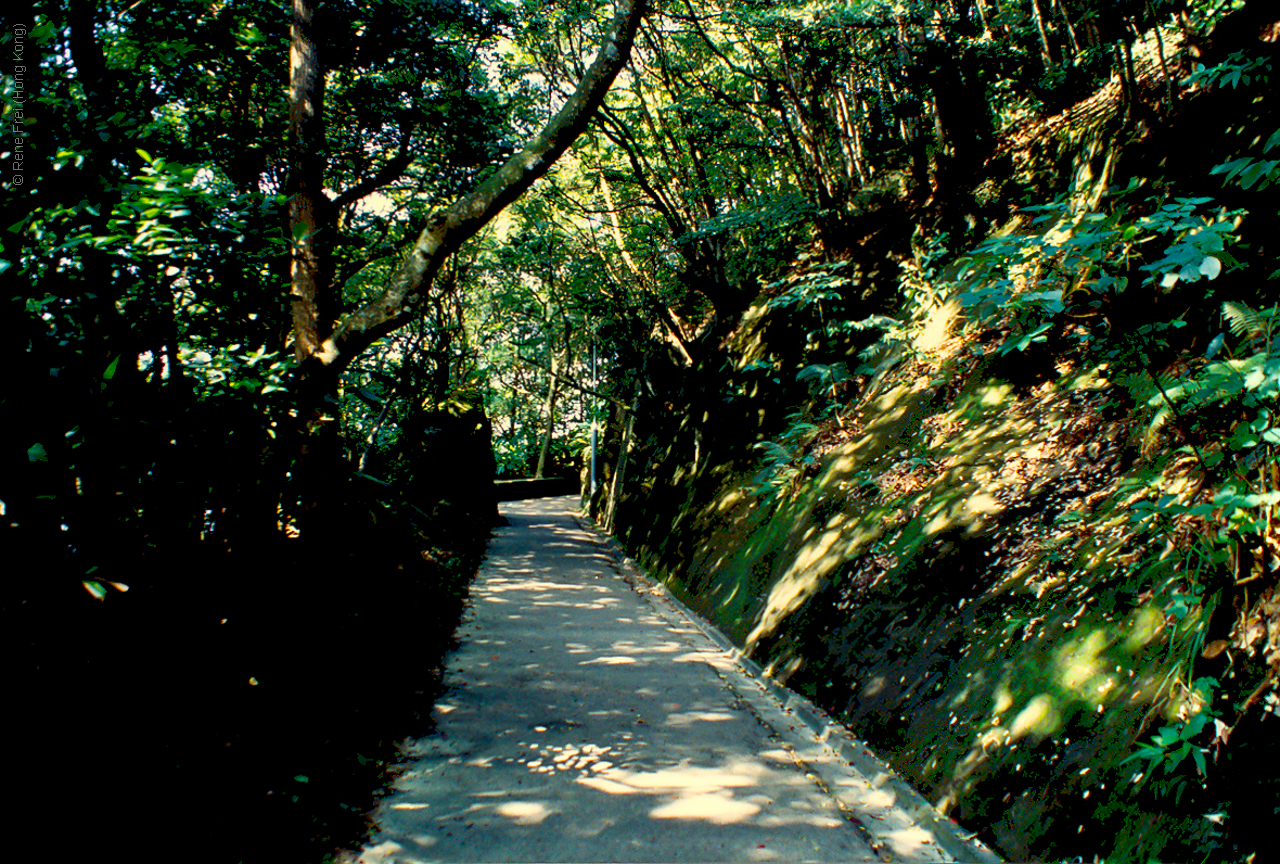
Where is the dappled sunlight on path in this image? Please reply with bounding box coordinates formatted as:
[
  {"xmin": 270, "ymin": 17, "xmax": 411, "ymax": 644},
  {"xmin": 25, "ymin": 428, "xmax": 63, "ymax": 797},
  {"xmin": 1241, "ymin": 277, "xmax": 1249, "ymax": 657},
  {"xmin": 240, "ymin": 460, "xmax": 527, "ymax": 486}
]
[{"xmin": 340, "ymin": 496, "xmax": 969, "ymax": 863}]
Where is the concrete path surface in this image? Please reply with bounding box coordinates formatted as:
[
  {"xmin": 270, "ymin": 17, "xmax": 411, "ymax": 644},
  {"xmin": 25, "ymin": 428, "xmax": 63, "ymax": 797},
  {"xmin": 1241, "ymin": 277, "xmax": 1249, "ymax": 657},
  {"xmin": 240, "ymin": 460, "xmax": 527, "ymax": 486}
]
[{"xmin": 342, "ymin": 497, "xmax": 997, "ymax": 863}]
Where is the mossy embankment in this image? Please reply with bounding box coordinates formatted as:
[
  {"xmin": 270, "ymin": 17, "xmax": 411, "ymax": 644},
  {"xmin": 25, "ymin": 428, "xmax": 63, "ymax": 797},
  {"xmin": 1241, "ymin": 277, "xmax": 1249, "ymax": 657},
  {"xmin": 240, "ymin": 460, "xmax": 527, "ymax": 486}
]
[
  {"xmin": 606, "ymin": 14, "xmax": 1280, "ymax": 862},
  {"xmin": 621, "ymin": 307, "xmax": 1182, "ymax": 860},
  {"xmin": 618, "ymin": 300, "xmax": 1280, "ymax": 861}
]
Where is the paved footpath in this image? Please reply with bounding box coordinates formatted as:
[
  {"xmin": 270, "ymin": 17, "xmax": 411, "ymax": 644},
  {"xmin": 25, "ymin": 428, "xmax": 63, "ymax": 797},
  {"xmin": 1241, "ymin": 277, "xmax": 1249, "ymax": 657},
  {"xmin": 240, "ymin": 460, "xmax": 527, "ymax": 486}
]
[{"xmin": 343, "ymin": 497, "xmax": 997, "ymax": 863}]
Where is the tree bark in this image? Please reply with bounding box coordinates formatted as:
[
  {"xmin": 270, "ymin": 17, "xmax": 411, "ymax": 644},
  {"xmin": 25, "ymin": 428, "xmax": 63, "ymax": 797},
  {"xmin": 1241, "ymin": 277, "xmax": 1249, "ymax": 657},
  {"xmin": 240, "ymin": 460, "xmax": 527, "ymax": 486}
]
[
  {"xmin": 535, "ymin": 348, "xmax": 561, "ymax": 479},
  {"xmin": 289, "ymin": 0, "xmax": 328, "ymax": 365},
  {"xmin": 1148, "ymin": 4, "xmax": 1175, "ymax": 106},
  {"xmin": 288, "ymin": 0, "xmax": 348, "ymax": 541},
  {"xmin": 973, "ymin": 0, "xmax": 995, "ymax": 39},
  {"xmin": 1029, "ymin": 0, "xmax": 1055, "ymax": 70}
]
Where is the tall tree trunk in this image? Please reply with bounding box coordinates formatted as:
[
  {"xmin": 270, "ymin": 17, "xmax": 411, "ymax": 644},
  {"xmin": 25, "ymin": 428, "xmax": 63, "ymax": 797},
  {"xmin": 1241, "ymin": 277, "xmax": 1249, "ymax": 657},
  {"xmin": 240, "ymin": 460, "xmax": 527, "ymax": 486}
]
[
  {"xmin": 289, "ymin": 0, "xmax": 328, "ymax": 366},
  {"xmin": 973, "ymin": 0, "xmax": 995, "ymax": 39},
  {"xmin": 834, "ymin": 87, "xmax": 869, "ymax": 185},
  {"xmin": 288, "ymin": 0, "xmax": 343, "ymax": 542},
  {"xmin": 1119, "ymin": 36, "xmax": 1137, "ymax": 122},
  {"xmin": 1030, "ymin": 0, "xmax": 1055, "ymax": 70},
  {"xmin": 1055, "ymin": 0, "xmax": 1082, "ymax": 55},
  {"xmin": 1148, "ymin": 4, "xmax": 1175, "ymax": 106},
  {"xmin": 535, "ymin": 349, "xmax": 561, "ymax": 479},
  {"xmin": 604, "ymin": 401, "xmax": 637, "ymax": 533}
]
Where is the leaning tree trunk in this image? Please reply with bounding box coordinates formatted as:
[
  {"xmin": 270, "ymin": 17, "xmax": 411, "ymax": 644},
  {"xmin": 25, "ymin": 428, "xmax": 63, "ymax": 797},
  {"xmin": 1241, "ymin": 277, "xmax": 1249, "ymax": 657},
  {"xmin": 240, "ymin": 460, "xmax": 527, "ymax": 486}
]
[
  {"xmin": 315, "ymin": 0, "xmax": 647, "ymax": 372},
  {"xmin": 284, "ymin": 0, "xmax": 647, "ymax": 540}
]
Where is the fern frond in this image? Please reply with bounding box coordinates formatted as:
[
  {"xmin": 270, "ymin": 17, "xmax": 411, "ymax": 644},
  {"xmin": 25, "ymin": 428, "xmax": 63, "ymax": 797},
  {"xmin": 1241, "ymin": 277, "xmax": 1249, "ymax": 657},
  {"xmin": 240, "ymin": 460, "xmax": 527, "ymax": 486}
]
[
  {"xmin": 1146, "ymin": 376, "xmax": 1202, "ymax": 408},
  {"xmin": 754, "ymin": 441, "xmax": 792, "ymax": 464},
  {"xmin": 1222, "ymin": 301, "xmax": 1264, "ymax": 339}
]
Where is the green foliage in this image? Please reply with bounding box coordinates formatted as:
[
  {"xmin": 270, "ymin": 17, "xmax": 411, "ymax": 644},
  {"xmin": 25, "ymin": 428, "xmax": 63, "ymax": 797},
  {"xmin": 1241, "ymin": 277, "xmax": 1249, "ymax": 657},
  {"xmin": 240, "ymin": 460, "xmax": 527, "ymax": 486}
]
[
  {"xmin": 955, "ymin": 201, "xmax": 1087, "ymax": 329},
  {"xmin": 764, "ymin": 260, "xmax": 850, "ymax": 313},
  {"xmin": 1124, "ymin": 679, "xmax": 1220, "ymax": 805},
  {"xmin": 899, "ymin": 232, "xmax": 950, "ymax": 316},
  {"xmin": 750, "ymin": 410, "xmax": 820, "ymax": 501},
  {"xmin": 1142, "ymin": 301, "xmax": 1280, "ymax": 460},
  {"xmin": 683, "ymin": 193, "xmax": 817, "ymax": 245},
  {"xmin": 1183, "ymin": 51, "xmax": 1272, "ymax": 92},
  {"xmin": 954, "ymin": 192, "xmax": 1242, "ymax": 362},
  {"xmin": 1137, "ymin": 198, "xmax": 1240, "ymax": 289},
  {"xmin": 1210, "ymin": 117, "xmax": 1280, "ymax": 227},
  {"xmin": 7, "ymin": 0, "xmax": 1278, "ymax": 859},
  {"xmin": 749, "ymin": 358, "xmax": 857, "ymax": 501},
  {"xmin": 797, "ymin": 362, "xmax": 852, "ymax": 396}
]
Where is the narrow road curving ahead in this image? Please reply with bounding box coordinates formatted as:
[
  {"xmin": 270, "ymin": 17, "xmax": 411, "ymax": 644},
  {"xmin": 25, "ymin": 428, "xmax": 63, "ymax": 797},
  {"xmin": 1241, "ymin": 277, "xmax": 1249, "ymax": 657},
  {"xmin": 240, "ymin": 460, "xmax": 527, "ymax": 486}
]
[{"xmin": 344, "ymin": 497, "xmax": 996, "ymax": 864}]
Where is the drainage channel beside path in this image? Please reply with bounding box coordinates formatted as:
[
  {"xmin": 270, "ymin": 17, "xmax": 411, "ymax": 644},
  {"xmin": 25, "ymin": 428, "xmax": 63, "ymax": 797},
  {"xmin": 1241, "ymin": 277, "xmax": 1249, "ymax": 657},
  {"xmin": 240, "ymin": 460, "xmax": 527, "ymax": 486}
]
[{"xmin": 343, "ymin": 496, "xmax": 999, "ymax": 864}]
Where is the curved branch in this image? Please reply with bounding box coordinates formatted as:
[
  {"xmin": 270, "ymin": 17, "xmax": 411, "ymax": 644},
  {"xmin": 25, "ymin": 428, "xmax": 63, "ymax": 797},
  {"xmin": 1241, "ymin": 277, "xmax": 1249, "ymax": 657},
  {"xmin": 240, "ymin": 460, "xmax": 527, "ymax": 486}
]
[{"xmin": 319, "ymin": 0, "xmax": 649, "ymax": 373}]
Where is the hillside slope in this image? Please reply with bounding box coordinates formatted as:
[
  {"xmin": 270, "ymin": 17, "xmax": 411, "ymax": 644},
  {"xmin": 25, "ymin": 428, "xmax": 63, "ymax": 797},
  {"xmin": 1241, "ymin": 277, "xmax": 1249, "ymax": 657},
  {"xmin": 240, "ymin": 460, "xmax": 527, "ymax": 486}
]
[{"xmin": 609, "ymin": 12, "xmax": 1280, "ymax": 863}]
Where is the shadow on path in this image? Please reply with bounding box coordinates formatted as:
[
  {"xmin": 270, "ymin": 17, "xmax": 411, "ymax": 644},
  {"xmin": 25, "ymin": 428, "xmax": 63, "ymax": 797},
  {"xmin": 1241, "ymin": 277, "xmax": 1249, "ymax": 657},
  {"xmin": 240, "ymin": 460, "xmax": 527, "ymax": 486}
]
[{"xmin": 339, "ymin": 497, "xmax": 983, "ymax": 863}]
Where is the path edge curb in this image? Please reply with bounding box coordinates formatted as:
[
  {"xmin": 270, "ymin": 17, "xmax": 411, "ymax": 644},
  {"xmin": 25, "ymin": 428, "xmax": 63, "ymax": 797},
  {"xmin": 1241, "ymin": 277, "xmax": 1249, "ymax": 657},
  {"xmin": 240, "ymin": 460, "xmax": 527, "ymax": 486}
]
[{"xmin": 572, "ymin": 508, "xmax": 1003, "ymax": 864}]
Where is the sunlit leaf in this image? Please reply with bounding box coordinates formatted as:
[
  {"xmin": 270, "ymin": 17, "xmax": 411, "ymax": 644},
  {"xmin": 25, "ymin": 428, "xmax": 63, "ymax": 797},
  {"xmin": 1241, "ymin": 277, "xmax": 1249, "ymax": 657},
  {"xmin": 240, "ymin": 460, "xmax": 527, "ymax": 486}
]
[
  {"xmin": 1204, "ymin": 332, "xmax": 1225, "ymax": 360},
  {"xmin": 1201, "ymin": 640, "xmax": 1230, "ymax": 660}
]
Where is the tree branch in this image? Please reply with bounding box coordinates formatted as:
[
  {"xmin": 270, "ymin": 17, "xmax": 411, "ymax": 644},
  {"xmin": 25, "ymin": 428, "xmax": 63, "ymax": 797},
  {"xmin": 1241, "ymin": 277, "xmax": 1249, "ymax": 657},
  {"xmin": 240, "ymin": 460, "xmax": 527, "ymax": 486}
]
[
  {"xmin": 329, "ymin": 127, "xmax": 416, "ymax": 214},
  {"xmin": 318, "ymin": 0, "xmax": 648, "ymax": 374}
]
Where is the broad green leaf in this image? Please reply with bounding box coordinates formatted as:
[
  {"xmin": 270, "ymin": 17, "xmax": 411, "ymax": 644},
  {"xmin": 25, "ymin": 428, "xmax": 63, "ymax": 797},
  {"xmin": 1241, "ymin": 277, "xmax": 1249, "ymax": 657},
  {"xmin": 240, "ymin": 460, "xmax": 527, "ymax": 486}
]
[
  {"xmin": 1210, "ymin": 157, "xmax": 1252, "ymax": 179},
  {"xmin": 1239, "ymin": 160, "xmax": 1279, "ymax": 189}
]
